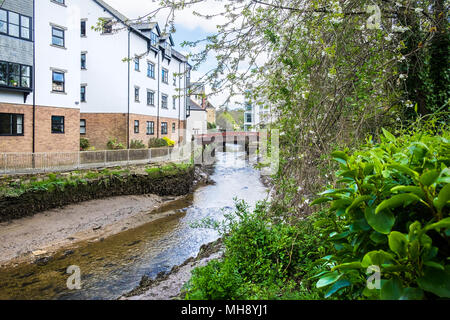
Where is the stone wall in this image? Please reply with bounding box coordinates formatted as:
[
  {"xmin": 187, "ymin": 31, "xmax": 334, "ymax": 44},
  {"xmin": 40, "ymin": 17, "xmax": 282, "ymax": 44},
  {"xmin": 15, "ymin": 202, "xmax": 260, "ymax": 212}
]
[{"xmin": 0, "ymin": 166, "xmax": 194, "ymax": 222}]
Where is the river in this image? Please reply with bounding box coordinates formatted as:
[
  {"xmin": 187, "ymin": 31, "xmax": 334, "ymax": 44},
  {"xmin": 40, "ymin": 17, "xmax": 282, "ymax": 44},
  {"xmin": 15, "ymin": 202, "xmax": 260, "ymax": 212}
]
[{"xmin": 0, "ymin": 144, "xmax": 268, "ymax": 300}]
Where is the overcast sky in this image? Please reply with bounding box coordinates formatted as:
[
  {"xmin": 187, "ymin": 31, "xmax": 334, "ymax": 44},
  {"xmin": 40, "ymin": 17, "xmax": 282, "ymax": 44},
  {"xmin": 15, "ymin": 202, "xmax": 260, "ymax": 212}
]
[{"xmin": 104, "ymin": 0, "xmax": 241, "ymax": 109}]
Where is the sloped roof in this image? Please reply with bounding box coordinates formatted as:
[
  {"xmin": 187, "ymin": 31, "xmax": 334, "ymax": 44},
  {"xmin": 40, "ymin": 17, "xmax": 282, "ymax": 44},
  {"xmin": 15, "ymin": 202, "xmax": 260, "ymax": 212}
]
[
  {"xmin": 93, "ymin": 0, "xmax": 187, "ymax": 61},
  {"xmin": 189, "ymin": 99, "xmax": 207, "ymax": 111}
]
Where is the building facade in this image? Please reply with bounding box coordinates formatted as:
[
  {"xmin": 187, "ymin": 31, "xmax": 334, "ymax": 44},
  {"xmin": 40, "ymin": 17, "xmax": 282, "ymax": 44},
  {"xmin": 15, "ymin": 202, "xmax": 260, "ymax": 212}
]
[
  {"xmin": 0, "ymin": 0, "xmax": 190, "ymax": 153},
  {"xmin": 0, "ymin": 0, "xmax": 80, "ymax": 153}
]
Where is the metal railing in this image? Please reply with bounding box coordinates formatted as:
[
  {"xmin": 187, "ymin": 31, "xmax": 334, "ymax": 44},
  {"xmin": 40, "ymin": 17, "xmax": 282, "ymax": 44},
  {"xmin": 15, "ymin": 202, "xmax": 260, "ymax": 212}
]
[{"xmin": 0, "ymin": 146, "xmax": 193, "ymax": 175}]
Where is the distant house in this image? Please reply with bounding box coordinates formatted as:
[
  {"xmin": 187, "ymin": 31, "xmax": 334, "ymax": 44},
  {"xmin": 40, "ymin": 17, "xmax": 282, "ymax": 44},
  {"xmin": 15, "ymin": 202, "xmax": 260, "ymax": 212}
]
[
  {"xmin": 205, "ymin": 101, "xmax": 216, "ymax": 125},
  {"xmin": 188, "ymin": 81, "xmax": 215, "ymax": 125},
  {"xmin": 186, "ymin": 98, "xmax": 207, "ymax": 137}
]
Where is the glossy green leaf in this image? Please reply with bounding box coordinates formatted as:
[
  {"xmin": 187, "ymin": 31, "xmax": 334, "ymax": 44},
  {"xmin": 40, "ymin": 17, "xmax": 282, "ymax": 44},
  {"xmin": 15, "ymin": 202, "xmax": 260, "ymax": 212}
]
[
  {"xmin": 399, "ymin": 287, "xmax": 424, "ymax": 300},
  {"xmin": 332, "ymin": 262, "xmax": 362, "ymax": 271},
  {"xmin": 425, "ymin": 217, "xmax": 450, "ymax": 232},
  {"xmin": 423, "ymin": 261, "xmax": 445, "ymax": 270},
  {"xmin": 390, "ymin": 186, "xmax": 426, "ymax": 199},
  {"xmin": 420, "ymin": 170, "xmax": 440, "ymax": 186},
  {"xmin": 324, "ymin": 280, "xmax": 351, "ymax": 298},
  {"xmin": 316, "ymin": 271, "xmax": 342, "ymax": 288},
  {"xmin": 361, "ymin": 250, "xmax": 394, "ymax": 268},
  {"xmin": 365, "ymin": 206, "xmax": 395, "ymax": 234},
  {"xmin": 387, "ymin": 164, "xmax": 419, "ymax": 178},
  {"xmin": 346, "ymin": 195, "xmax": 372, "ymax": 213},
  {"xmin": 434, "ymin": 183, "xmax": 450, "ymax": 212},
  {"xmin": 382, "ymin": 128, "xmax": 396, "ymax": 142},
  {"xmin": 388, "ymin": 231, "xmax": 408, "ymax": 257},
  {"xmin": 310, "ymin": 197, "xmax": 334, "ymax": 206},
  {"xmin": 331, "ymin": 151, "xmax": 349, "ymax": 162},
  {"xmin": 417, "ymin": 266, "xmax": 450, "ymax": 298},
  {"xmin": 375, "ymin": 193, "xmax": 421, "ymax": 214},
  {"xmin": 380, "ymin": 277, "xmax": 403, "ymax": 300}
]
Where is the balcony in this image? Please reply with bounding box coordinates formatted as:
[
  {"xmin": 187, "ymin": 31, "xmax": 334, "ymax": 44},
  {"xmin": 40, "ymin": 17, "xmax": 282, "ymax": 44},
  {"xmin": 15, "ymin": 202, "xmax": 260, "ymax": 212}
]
[{"xmin": 0, "ymin": 61, "xmax": 33, "ymax": 102}]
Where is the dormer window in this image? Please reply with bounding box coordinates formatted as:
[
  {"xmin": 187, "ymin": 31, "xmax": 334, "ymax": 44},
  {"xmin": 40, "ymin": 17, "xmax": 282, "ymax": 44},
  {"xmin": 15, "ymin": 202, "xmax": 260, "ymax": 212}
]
[
  {"xmin": 164, "ymin": 41, "xmax": 171, "ymax": 58},
  {"xmin": 150, "ymin": 32, "xmax": 158, "ymax": 47}
]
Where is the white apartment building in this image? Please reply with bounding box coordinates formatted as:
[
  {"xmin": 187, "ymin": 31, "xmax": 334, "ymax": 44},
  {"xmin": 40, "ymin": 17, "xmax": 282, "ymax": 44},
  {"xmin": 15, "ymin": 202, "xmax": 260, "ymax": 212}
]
[
  {"xmin": 0, "ymin": 0, "xmax": 81, "ymax": 153},
  {"xmin": 0, "ymin": 0, "xmax": 191, "ymax": 153}
]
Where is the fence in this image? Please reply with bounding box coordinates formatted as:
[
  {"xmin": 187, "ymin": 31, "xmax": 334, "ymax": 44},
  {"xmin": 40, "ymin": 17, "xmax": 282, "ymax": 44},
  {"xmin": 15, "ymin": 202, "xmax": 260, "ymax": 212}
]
[{"xmin": 0, "ymin": 146, "xmax": 193, "ymax": 175}]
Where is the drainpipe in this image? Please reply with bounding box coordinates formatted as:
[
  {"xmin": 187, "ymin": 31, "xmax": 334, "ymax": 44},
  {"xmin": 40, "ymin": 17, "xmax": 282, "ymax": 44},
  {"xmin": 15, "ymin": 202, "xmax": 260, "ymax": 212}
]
[
  {"xmin": 157, "ymin": 49, "xmax": 160, "ymax": 138},
  {"xmin": 178, "ymin": 61, "xmax": 181, "ymax": 143},
  {"xmin": 127, "ymin": 28, "xmax": 130, "ymax": 149},
  {"xmin": 32, "ymin": 0, "xmax": 36, "ymax": 155}
]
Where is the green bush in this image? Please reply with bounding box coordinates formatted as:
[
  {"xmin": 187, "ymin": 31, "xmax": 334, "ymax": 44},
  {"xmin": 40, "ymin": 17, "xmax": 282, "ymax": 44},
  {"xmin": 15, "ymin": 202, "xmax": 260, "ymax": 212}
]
[
  {"xmin": 311, "ymin": 128, "xmax": 450, "ymax": 299},
  {"xmin": 148, "ymin": 137, "xmax": 168, "ymax": 148},
  {"xmin": 185, "ymin": 200, "xmax": 325, "ymax": 300},
  {"xmin": 130, "ymin": 139, "xmax": 146, "ymax": 149},
  {"xmin": 107, "ymin": 138, "xmax": 125, "ymax": 150},
  {"xmin": 80, "ymin": 138, "xmax": 90, "ymax": 151}
]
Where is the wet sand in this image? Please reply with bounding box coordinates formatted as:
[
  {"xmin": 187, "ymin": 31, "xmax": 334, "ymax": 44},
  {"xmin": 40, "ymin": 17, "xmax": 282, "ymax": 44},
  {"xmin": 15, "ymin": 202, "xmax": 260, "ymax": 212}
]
[{"xmin": 0, "ymin": 194, "xmax": 186, "ymax": 267}]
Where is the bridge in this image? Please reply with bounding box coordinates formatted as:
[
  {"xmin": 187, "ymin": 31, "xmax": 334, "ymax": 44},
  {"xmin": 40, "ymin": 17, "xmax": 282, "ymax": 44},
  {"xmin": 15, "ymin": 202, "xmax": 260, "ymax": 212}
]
[
  {"xmin": 194, "ymin": 131, "xmax": 260, "ymax": 146},
  {"xmin": 193, "ymin": 131, "xmax": 262, "ymax": 163}
]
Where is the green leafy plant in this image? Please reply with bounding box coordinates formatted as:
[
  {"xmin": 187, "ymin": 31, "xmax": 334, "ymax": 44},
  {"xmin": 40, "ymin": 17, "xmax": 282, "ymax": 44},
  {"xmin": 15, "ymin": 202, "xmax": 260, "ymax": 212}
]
[
  {"xmin": 107, "ymin": 138, "xmax": 125, "ymax": 150},
  {"xmin": 130, "ymin": 139, "xmax": 146, "ymax": 149},
  {"xmin": 311, "ymin": 128, "xmax": 450, "ymax": 299},
  {"xmin": 148, "ymin": 137, "xmax": 168, "ymax": 148},
  {"xmin": 80, "ymin": 138, "xmax": 90, "ymax": 151}
]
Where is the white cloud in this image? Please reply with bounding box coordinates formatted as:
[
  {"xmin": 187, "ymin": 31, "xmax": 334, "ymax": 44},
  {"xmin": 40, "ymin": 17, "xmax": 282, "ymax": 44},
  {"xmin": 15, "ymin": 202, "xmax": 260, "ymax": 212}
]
[{"xmin": 104, "ymin": 0, "xmax": 227, "ymax": 33}]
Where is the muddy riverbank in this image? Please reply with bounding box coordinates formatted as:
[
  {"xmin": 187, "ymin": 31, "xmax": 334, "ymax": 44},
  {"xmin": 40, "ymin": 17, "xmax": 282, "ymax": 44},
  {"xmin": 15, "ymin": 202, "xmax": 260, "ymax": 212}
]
[{"xmin": 0, "ymin": 165, "xmax": 212, "ymax": 267}]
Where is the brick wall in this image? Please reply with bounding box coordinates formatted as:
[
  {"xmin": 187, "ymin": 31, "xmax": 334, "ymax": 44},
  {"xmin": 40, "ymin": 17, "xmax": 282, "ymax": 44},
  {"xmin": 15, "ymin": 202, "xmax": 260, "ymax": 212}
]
[
  {"xmin": 81, "ymin": 113, "xmax": 185, "ymax": 150},
  {"xmin": 35, "ymin": 106, "xmax": 80, "ymax": 152},
  {"xmin": 0, "ymin": 103, "xmax": 33, "ymax": 152},
  {"xmin": 0, "ymin": 103, "xmax": 80, "ymax": 153},
  {"xmin": 80, "ymin": 113, "xmax": 127, "ymax": 150}
]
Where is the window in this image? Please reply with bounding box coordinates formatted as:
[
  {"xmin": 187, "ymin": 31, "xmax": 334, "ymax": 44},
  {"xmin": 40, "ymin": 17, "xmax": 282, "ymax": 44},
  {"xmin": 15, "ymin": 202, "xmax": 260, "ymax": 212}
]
[
  {"xmin": 134, "ymin": 87, "xmax": 140, "ymax": 102},
  {"xmin": 80, "ymin": 85, "xmax": 86, "ymax": 102},
  {"xmin": 146, "ymin": 121, "xmax": 154, "ymax": 135},
  {"xmin": 147, "ymin": 62, "xmax": 155, "ymax": 78},
  {"xmin": 21, "ymin": 16, "xmax": 30, "ymax": 40},
  {"xmin": 172, "ymin": 123, "xmax": 176, "ymax": 133},
  {"xmin": 161, "ymin": 122, "xmax": 168, "ymax": 135},
  {"xmin": 161, "ymin": 94, "xmax": 168, "ymax": 109},
  {"xmin": 150, "ymin": 32, "xmax": 158, "ymax": 47},
  {"xmin": 81, "ymin": 53, "xmax": 87, "ymax": 69},
  {"xmin": 246, "ymin": 113, "xmax": 252, "ymax": 123},
  {"xmin": 8, "ymin": 12, "xmax": 19, "ymax": 38},
  {"xmin": 52, "ymin": 26, "xmax": 65, "ymax": 47},
  {"xmin": 80, "ymin": 119, "xmax": 86, "ymax": 134},
  {"xmin": 0, "ymin": 113, "xmax": 23, "ymax": 136},
  {"xmin": 173, "ymin": 96, "xmax": 176, "ymax": 110},
  {"xmin": 0, "ymin": 9, "xmax": 32, "ymax": 40},
  {"xmin": 0, "ymin": 10, "xmax": 6, "ymax": 34},
  {"xmin": 147, "ymin": 90, "xmax": 154, "ymax": 106},
  {"xmin": 134, "ymin": 120, "xmax": 139, "ymax": 134},
  {"xmin": 102, "ymin": 19, "xmax": 112, "ymax": 34},
  {"xmin": 134, "ymin": 58, "xmax": 139, "ymax": 71},
  {"xmin": 162, "ymin": 68, "xmax": 168, "ymax": 84},
  {"xmin": 53, "ymin": 0, "xmax": 65, "ymax": 4},
  {"xmin": 164, "ymin": 41, "xmax": 172, "ymax": 57},
  {"xmin": 173, "ymin": 74, "xmax": 177, "ymax": 86},
  {"xmin": 52, "ymin": 71, "xmax": 65, "ymax": 92},
  {"xmin": 51, "ymin": 116, "xmax": 65, "ymax": 134},
  {"xmin": 80, "ymin": 20, "xmax": 86, "ymax": 37},
  {"xmin": 0, "ymin": 61, "xmax": 32, "ymax": 88}
]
